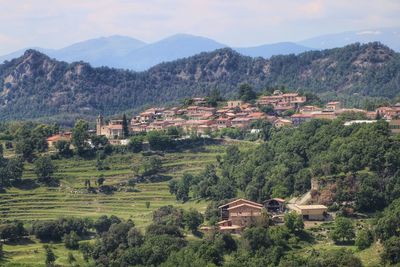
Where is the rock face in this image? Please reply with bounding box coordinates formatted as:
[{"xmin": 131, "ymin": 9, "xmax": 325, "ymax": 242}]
[{"xmin": 0, "ymin": 42, "xmax": 399, "ymax": 122}]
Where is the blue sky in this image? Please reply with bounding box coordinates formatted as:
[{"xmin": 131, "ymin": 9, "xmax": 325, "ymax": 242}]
[{"xmin": 0, "ymin": 0, "xmax": 399, "ymax": 54}]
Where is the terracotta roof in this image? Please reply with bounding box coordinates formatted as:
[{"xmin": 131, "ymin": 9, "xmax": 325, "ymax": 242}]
[
  {"xmin": 218, "ymin": 198, "xmax": 263, "ymax": 209},
  {"xmin": 47, "ymin": 134, "xmax": 71, "ymax": 142},
  {"xmin": 47, "ymin": 135, "xmax": 62, "ymax": 142},
  {"xmin": 248, "ymin": 112, "xmax": 265, "ymax": 118}
]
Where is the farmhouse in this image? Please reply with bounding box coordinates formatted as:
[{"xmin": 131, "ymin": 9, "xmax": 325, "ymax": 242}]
[
  {"xmin": 274, "ymin": 118, "xmax": 292, "ymax": 128},
  {"xmin": 47, "ymin": 132, "xmax": 72, "ymax": 147},
  {"xmin": 217, "ymin": 199, "xmax": 264, "ymax": 232},
  {"xmin": 288, "ymin": 204, "xmax": 328, "ymax": 220}
]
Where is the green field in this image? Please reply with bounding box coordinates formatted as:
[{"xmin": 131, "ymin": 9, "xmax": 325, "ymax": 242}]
[{"xmin": 0, "ymin": 144, "xmax": 231, "ymax": 266}]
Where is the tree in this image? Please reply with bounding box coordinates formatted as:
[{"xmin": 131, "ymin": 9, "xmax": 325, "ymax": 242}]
[
  {"xmin": 375, "ymin": 198, "xmax": 400, "ymax": 240},
  {"xmin": 91, "ymin": 135, "xmax": 109, "ymax": 150},
  {"xmin": 206, "ymin": 88, "xmax": 223, "ymax": 107},
  {"xmin": 284, "ymin": 212, "xmax": 304, "ymax": 234},
  {"xmin": 355, "ymin": 228, "xmax": 373, "ymax": 250},
  {"xmin": 97, "ymin": 175, "xmax": 105, "ymax": 186},
  {"xmin": 260, "ymin": 104, "xmax": 275, "ymax": 115},
  {"xmin": 142, "ymin": 156, "xmax": 162, "ymax": 176},
  {"xmin": 128, "ymin": 136, "xmax": 143, "ymax": 153},
  {"xmin": 238, "ymin": 83, "xmax": 256, "ymax": 102},
  {"xmin": 15, "ymin": 138, "xmax": 35, "ymax": 161},
  {"xmin": 162, "ymin": 248, "xmax": 208, "ymax": 267},
  {"xmin": 330, "ymin": 216, "xmax": 355, "ymax": 243},
  {"xmin": 308, "ymin": 249, "xmax": 362, "ymax": 267},
  {"xmin": 147, "ymin": 131, "xmax": 175, "ymax": 151},
  {"xmin": 79, "ymin": 243, "xmax": 92, "ymax": 262},
  {"xmin": 34, "ymin": 156, "xmax": 56, "ymax": 184},
  {"xmin": 54, "ymin": 140, "xmax": 72, "ymax": 157},
  {"xmin": 93, "ymin": 215, "xmax": 121, "ymax": 234},
  {"xmin": 168, "ymin": 180, "xmax": 178, "ymax": 195},
  {"xmin": 183, "ymin": 208, "xmax": 204, "ymax": 233},
  {"xmin": 44, "ymin": 245, "xmax": 57, "ymax": 267},
  {"xmin": 0, "ymin": 221, "xmax": 27, "ymax": 241},
  {"xmin": 71, "ymin": 120, "xmax": 89, "ymax": 155},
  {"xmin": 127, "ymin": 227, "xmax": 144, "ymax": 247},
  {"xmin": 64, "ymin": 231, "xmax": 80, "ymax": 249},
  {"xmin": 355, "ymin": 173, "xmax": 385, "ymax": 212},
  {"xmin": 0, "ymin": 158, "xmax": 24, "ymax": 187},
  {"xmin": 242, "ymin": 227, "xmax": 272, "ymax": 252},
  {"xmin": 122, "ymin": 114, "xmax": 130, "ymax": 138},
  {"xmin": 381, "ymin": 236, "xmax": 400, "ymax": 265}
]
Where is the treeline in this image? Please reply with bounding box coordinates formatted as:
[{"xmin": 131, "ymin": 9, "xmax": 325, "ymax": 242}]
[
  {"xmin": 3, "ymin": 201, "xmax": 400, "ymax": 265},
  {"xmin": 1, "ymin": 42, "xmax": 399, "ymax": 122},
  {"xmin": 171, "ymin": 118, "xmax": 400, "ymax": 213}
]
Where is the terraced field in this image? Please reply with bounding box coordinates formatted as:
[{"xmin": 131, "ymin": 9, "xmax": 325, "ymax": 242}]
[
  {"xmin": 0, "ymin": 142, "xmax": 260, "ymax": 266},
  {"xmin": 0, "ymin": 145, "xmax": 228, "ymax": 228}
]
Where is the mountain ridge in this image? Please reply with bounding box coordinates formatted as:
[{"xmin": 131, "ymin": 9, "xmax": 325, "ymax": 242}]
[
  {"xmin": 1, "ymin": 28, "xmax": 398, "ymax": 71},
  {"xmin": 0, "ymin": 42, "xmax": 399, "ymax": 123}
]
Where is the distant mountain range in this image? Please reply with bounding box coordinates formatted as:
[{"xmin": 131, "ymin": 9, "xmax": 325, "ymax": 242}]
[
  {"xmin": 0, "ymin": 27, "xmax": 398, "ymax": 71},
  {"xmin": 0, "ymin": 42, "xmax": 399, "ymax": 124}
]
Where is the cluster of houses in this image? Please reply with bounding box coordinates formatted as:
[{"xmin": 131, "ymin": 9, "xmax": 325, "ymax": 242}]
[
  {"xmin": 96, "ymin": 91, "xmax": 308, "ymax": 140},
  {"xmin": 201, "ymin": 198, "xmax": 328, "ymax": 233},
  {"xmin": 46, "ymin": 91, "xmax": 400, "ymax": 147},
  {"xmin": 95, "ymin": 90, "xmax": 400, "ymax": 142}
]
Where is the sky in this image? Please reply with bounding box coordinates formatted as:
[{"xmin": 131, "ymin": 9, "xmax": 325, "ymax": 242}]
[{"xmin": 0, "ymin": 0, "xmax": 399, "ymax": 54}]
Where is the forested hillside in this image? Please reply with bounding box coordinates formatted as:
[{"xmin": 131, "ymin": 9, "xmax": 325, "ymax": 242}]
[{"xmin": 0, "ymin": 42, "xmax": 399, "ymax": 122}]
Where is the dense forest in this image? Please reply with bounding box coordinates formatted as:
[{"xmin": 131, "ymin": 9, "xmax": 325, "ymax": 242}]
[
  {"xmin": 171, "ymin": 118, "xmax": 400, "ymax": 212},
  {"xmin": 0, "ymin": 42, "xmax": 399, "ymax": 123}
]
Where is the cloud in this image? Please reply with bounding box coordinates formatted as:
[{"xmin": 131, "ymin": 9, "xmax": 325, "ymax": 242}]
[{"xmin": 0, "ymin": 0, "xmax": 399, "ymax": 53}]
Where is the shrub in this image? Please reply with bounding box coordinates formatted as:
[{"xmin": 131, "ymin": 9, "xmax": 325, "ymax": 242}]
[
  {"xmin": 64, "ymin": 231, "xmax": 80, "ymax": 250},
  {"xmin": 355, "ymin": 228, "xmax": 373, "ymax": 250}
]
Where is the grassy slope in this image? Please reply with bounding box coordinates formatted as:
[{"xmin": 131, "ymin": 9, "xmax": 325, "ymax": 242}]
[{"xmin": 0, "ymin": 144, "xmax": 231, "ymax": 266}]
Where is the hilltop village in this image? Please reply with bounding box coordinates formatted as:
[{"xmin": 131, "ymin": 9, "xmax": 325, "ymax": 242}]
[{"xmin": 92, "ymin": 90, "xmax": 400, "ymax": 144}]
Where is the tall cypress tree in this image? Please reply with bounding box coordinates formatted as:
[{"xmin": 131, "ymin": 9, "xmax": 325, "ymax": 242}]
[{"xmin": 122, "ymin": 114, "xmax": 129, "ymax": 138}]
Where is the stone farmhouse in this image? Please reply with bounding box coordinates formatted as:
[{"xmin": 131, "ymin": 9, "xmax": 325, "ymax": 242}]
[
  {"xmin": 209, "ymin": 198, "xmax": 328, "ymax": 233},
  {"xmin": 217, "ymin": 199, "xmax": 264, "ymax": 232}
]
